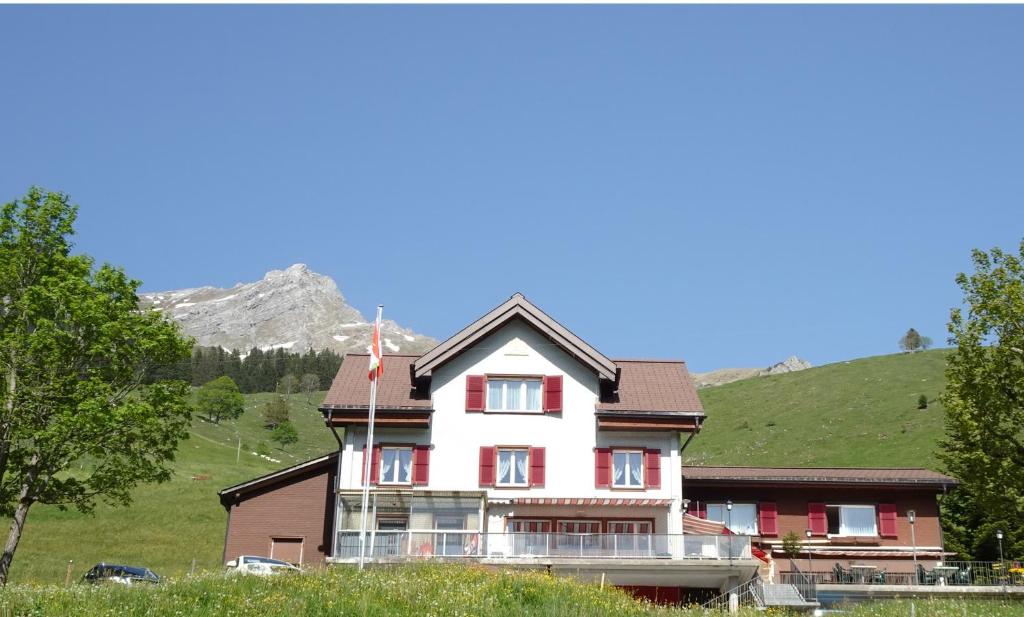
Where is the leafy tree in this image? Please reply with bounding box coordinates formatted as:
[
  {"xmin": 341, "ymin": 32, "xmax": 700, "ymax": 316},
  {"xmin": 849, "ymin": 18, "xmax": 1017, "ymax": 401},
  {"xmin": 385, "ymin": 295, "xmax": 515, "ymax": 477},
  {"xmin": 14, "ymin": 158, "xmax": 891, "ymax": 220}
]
[
  {"xmin": 0, "ymin": 187, "xmax": 192, "ymax": 584},
  {"xmin": 917, "ymin": 394, "xmax": 929, "ymax": 410},
  {"xmin": 939, "ymin": 240, "xmax": 1024, "ymax": 560},
  {"xmin": 277, "ymin": 373, "xmax": 299, "ymax": 397},
  {"xmin": 261, "ymin": 395, "xmax": 290, "ymax": 429},
  {"xmin": 270, "ymin": 421, "xmax": 299, "ymax": 449},
  {"xmin": 195, "ymin": 376, "xmax": 244, "ymax": 424},
  {"xmin": 781, "ymin": 531, "xmax": 802, "ymax": 560},
  {"xmin": 899, "ymin": 328, "xmax": 925, "ymax": 352},
  {"xmin": 300, "ymin": 373, "xmax": 320, "ymax": 403}
]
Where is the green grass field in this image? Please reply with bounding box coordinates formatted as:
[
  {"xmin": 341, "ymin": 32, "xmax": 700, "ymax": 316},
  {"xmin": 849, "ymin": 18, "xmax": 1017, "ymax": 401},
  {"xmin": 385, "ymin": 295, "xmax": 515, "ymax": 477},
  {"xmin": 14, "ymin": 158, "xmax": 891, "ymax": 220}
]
[
  {"xmin": 9, "ymin": 391, "xmax": 337, "ymax": 584},
  {"xmin": 687, "ymin": 349, "xmax": 950, "ymax": 468},
  {"xmin": 0, "ymin": 565, "xmax": 1021, "ymax": 616}
]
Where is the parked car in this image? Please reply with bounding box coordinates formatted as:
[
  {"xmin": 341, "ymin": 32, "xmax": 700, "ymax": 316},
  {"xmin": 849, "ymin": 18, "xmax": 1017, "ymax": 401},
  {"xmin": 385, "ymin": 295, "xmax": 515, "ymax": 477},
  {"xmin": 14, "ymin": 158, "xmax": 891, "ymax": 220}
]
[
  {"xmin": 225, "ymin": 555, "xmax": 301, "ymax": 576},
  {"xmin": 82, "ymin": 563, "xmax": 160, "ymax": 585}
]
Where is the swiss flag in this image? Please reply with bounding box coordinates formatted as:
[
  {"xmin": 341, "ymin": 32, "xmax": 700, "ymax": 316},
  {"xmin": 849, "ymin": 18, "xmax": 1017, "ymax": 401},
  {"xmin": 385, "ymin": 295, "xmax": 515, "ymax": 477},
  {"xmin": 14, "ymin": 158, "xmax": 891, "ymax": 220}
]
[{"xmin": 368, "ymin": 320, "xmax": 384, "ymax": 381}]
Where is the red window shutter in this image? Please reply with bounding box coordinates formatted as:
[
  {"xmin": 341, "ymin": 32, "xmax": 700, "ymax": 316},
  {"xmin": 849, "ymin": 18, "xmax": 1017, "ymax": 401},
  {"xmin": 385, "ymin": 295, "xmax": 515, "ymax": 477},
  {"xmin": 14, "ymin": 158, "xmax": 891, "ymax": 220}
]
[
  {"xmin": 529, "ymin": 447, "xmax": 546, "ymax": 487},
  {"xmin": 808, "ymin": 503, "xmax": 827, "ymax": 535},
  {"xmin": 878, "ymin": 503, "xmax": 898, "ymax": 538},
  {"xmin": 644, "ymin": 449, "xmax": 661, "ymax": 489},
  {"xmin": 412, "ymin": 445, "xmax": 430, "ymax": 486},
  {"xmin": 594, "ymin": 447, "xmax": 611, "ymax": 488},
  {"xmin": 466, "ymin": 375, "xmax": 485, "ymax": 412},
  {"xmin": 758, "ymin": 502, "xmax": 779, "ymax": 536},
  {"xmin": 542, "ymin": 375, "xmax": 563, "ymax": 413},
  {"xmin": 369, "ymin": 445, "xmax": 382, "ymax": 484},
  {"xmin": 479, "ymin": 446, "xmax": 496, "ymax": 487}
]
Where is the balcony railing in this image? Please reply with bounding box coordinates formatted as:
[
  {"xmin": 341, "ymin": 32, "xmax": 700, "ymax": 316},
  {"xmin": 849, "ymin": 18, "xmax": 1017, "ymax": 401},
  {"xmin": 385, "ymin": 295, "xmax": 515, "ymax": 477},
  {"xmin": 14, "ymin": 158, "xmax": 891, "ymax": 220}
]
[
  {"xmin": 334, "ymin": 531, "xmax": 751, "ymax": 561},
  {"xmin": 781, "ymin": 561, "xmax": 1024, "ymax": 587}
]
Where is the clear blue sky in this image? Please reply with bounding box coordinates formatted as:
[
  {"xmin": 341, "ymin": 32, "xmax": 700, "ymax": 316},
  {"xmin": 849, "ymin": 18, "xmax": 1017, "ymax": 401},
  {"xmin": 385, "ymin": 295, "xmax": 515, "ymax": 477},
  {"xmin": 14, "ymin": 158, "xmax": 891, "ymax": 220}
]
[{"xmin": 2, "ymin": 6, "xmax": 1022, "ymax": 372}]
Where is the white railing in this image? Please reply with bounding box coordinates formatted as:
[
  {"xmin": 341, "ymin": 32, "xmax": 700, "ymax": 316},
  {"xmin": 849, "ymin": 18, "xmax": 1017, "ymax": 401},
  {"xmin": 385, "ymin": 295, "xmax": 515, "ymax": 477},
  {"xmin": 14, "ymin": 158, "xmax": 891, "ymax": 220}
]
[{"xmin": 334, "ymin": 531, "xmax": 751, "ymax": 561}]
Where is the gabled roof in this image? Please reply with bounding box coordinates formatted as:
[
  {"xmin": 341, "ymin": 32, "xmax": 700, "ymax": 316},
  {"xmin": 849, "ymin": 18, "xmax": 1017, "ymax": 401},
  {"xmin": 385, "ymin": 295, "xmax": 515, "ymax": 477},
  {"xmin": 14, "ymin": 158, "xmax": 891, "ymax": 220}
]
[
  {"xmin": 412, "ymin": 293, "xmax": 618, "ymax": 382},
  {"xmin": 321, "ymin": 354, "xmax": 431, "ymax": 410},
  {"xmin": 597, "ymin": 359, "xmax": 704, "ymax": 414},
  {"xmin": 682, "ymin": 466, "xmax": 957, "ymax": 488}
]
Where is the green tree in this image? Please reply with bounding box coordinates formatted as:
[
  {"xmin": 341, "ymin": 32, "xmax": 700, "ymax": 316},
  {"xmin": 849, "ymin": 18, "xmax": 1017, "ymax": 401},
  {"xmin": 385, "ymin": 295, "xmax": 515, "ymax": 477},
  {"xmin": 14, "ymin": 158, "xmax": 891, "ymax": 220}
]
[
  {"xmin": 899, "ymin": 328, "xmax": 925, "ymax": 352},
  {"xmin": 261, "ymin": 395, "xmax": 290, "ymax": 429},
  {"xmin": 195, "ymin": 376, "xmax": 244, "ymax": 424},
  {"xmin": 939, "ymin": 239, "xmax": 1024, "ymax": 560},
  {"xmin": 300, "ymin": 373, "xmax": 320, "ymax": 403},
  {"xmin": 270, "ymin": 421, "xmax": 299, "ymax": 449},
  {"xmin": 781, "ymin": 530, "xmax": 802, "ymax": 560},
  {"xmin": 0, "ymin": 187, "xmax": 192, "ymax": 584},
  {"xmin": 277, "ymin": 373, "xmax": 299, "ymax": 397}
]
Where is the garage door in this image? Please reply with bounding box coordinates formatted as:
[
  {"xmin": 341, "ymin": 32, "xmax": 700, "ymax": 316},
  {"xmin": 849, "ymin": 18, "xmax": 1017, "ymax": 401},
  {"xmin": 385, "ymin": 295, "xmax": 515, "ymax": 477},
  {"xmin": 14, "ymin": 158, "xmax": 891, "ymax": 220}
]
[{"xmin": 271, "ymin": 538, "xmax": 303, "ymax": 564}]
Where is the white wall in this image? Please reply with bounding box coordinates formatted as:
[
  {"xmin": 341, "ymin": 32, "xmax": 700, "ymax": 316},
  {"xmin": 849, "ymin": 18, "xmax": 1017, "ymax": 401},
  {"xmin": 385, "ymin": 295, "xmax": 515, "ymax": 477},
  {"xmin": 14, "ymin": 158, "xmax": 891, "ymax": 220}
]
[{"xmin": 342, "ymin": 319, "xmax": 684, "ymax": 533}]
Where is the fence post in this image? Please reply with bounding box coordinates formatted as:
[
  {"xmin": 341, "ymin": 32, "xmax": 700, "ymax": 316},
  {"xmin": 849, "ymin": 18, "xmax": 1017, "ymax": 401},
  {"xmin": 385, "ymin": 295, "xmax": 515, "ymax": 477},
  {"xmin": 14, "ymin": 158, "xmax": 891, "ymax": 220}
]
[{"xmin": 64, "ymin": 560, "xmax": 73, "ymax": 586}]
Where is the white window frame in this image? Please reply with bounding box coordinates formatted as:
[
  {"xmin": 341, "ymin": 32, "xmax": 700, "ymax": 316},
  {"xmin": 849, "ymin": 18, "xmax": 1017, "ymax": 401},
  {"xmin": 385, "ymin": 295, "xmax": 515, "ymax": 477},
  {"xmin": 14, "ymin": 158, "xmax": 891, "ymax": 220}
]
[
  {"xmin": 611, "ymin": 449, "xmax": 644, "ymax": 489},
  {"xmin": 378, "ymin": 446, "xmax": 413, "ymax": 485},
  {"xmin": 707, "ymin": 503, "xmax": 759, "ymax": 536},
  {"xmin": 826, "ymin": 504, "xmax": 878, "ymax": 537},
  {"xmin": 496, "ymin": 448, "xmax": 530, "ymax": 487},
  {"xmin": 486, "ymin": 378, "xmax": 543, "ymax": 412}
]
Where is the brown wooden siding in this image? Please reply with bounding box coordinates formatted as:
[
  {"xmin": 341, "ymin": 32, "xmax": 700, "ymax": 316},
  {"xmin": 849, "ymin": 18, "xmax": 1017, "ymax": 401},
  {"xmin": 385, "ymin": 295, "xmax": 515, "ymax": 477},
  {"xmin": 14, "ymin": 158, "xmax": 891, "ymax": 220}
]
[{"xmin": 222, "ymin": 461, "xmax": 337, "ymax": 565}]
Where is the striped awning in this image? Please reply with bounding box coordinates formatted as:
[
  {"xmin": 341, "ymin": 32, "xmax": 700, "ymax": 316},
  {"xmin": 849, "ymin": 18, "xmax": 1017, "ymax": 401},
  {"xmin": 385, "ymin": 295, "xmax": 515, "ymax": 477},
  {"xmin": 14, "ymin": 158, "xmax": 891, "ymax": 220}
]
[
  {"xmin": 511, "ymin": 497, "xmax": 672, "ymax": 507},
  {"xmin": 682, "ymin": 513, "xmax": 729, "ymax": 535}
]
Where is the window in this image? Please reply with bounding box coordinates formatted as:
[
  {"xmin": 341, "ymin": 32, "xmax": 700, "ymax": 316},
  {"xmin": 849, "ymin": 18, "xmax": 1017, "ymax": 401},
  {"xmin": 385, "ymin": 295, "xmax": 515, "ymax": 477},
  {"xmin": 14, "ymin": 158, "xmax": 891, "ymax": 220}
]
[
  {"xmin": 706, "ymin": 503, "xmax": 759, "ymax": 535},
  {"xmin": 487, "ymin": 378, "xmax": 542, "ymax": 412},
  {"xmin": 612, "ymin": 450, "xmax": 644, "ymax": 488},
  {"xmin": 496, "ymin": 448, "xmax": 529, "ymax": 486},
  {"xmin": 827, "ymin": 505, "xmax": 877, "ymax": 536},
  {"xmin": 379, "ymin": 447, "xmax": 412, "ymax": 484}
]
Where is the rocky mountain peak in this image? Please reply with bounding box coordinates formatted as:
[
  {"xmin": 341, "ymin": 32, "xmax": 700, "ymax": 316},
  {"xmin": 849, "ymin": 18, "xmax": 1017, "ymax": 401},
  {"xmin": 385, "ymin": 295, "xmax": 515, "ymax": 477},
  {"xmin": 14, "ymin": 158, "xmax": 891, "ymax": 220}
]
[{"xmin": 140, "ymin": 265, "xmax": 436, "ymax": 356}]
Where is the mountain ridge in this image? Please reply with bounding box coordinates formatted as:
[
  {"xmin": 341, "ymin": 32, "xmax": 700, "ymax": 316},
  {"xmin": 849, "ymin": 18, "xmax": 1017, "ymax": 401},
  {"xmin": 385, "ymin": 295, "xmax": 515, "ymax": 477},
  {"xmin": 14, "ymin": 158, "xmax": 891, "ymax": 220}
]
[{"xmin": 140, "ymin": 264, "xmax": 437, "ymax": 356}]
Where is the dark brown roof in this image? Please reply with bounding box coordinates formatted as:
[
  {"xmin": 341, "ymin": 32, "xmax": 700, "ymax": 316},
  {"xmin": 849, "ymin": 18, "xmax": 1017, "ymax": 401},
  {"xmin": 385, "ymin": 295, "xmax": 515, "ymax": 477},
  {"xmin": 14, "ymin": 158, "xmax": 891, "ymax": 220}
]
[
  {"xmin": 597, "ymin": 360, "xmax": 705, "ymax": 415},
  {"xmin": 321, "ymin": 354, "xmax": 431, "ymax": 410},
  {"xmin": 682, "ymin": 466, "xmax": 957, "ymax": 487},
  {"xmin": 218, "ymin": 451, "xmax": 338, "ymax": 507},
  {"xmin": 413, "ymin": 293, "xmax": 618, "ymax": 382}
]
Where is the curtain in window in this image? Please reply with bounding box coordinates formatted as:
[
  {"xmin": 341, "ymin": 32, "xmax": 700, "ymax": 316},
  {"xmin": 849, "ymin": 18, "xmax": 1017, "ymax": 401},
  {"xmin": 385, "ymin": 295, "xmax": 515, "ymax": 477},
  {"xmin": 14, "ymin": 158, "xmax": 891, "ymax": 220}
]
[
  {"xmin": 613, "ymin": 452, "xmax": 625, "ymax": 485},
  {"xmin": 732, "ymin": 505, "xmax": 758, "ymax": 535},
  {"xmin": 399, "ymin": 449, "xmax": 413, "ymax": 483},
  {"xmin": 629, "ymin": 452, "xmax": 643, "ymax": 486},
  {"xmin": 514, "ymin": 451, "xmax": 528, "ymax": 484},
  {"xmin": 381, "ymin": 449, "xmax": 395, "ymax": 482},
  {"xmin": 526, "ymin": 381, "xmax": 542, "ymax": 410},
  {"xmin": 840, "ymin": 506, "xmax": 877, "ymax": 536},
  {"xmin": 497, "ymin": 451, "xmax": 512, "ymax": 484},
  {"xmin": 487, "ymin": 381, "xmax": 503, "ymax": 410},
  {"xmin": 506, "ymin": 381, "xmax": 521, "ymax": 410}
]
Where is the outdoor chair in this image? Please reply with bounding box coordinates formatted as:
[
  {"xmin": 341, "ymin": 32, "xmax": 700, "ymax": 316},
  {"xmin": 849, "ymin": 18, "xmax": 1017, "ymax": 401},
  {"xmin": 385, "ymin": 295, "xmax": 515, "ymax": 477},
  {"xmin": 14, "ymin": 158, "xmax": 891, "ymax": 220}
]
[
  {"xmin": 833, "ymin": 564, "xmax": 854, "ymax": 584},
  {"xmin": 916, "ymin": 564, "xmax": 937, "ymax": 585},
  {"xmin": 871, "ymin": 569, "xmax": 887, "ymax": 584}
]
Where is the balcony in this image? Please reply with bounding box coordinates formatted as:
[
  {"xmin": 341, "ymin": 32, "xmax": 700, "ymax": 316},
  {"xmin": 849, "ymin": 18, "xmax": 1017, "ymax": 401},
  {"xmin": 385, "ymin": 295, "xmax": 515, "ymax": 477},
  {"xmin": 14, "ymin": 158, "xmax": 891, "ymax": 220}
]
[
  {"xmin": 333, "ymin": 531, "xmax": 751, "ymax": 562},
  {"xmin": 781, "ymin": 561, "xmax": 1024, "ymax": 587}
]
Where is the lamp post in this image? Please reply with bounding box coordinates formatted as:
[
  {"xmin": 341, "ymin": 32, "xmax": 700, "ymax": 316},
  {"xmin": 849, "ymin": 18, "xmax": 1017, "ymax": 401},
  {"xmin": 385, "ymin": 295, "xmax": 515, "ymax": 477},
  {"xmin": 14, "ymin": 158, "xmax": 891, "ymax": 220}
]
[
  {"xmin": 682, "ymin": 499, "xmax": 690, "ymax": 535},
  {"xmin": 908, "ymin": 510, "xmax": 917, "ymax": 571},
  {"xmin": 806, "ymin": 528, "xmax": 814, "ymax": 579},
  {"xmin": 726, "ymin": 500, "xmax": 733, "ymax": 565},
  {"xmin": 997, "ymin": 529, "xmax": 1005, "ymax": 566}
]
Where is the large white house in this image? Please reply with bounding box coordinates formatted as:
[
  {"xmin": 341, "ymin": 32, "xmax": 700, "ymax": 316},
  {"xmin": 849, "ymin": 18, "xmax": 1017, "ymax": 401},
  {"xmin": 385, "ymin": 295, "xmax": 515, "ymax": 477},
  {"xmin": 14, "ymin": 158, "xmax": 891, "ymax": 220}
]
[{"xmin": 220, "ymin": 293, "xmax": 756, "ymax": 598}]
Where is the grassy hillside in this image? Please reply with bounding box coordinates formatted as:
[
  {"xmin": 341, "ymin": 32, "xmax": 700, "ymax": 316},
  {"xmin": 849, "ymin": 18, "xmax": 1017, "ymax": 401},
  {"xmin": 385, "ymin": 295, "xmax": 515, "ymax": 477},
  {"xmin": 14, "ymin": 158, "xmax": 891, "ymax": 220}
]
[
  {"xmin": 10, "ymin": 391, "xmax": 338, "ymax": 584},
  {"xmin": 686, "ymin": 349, "xmax": 951, "ymax": 468}
]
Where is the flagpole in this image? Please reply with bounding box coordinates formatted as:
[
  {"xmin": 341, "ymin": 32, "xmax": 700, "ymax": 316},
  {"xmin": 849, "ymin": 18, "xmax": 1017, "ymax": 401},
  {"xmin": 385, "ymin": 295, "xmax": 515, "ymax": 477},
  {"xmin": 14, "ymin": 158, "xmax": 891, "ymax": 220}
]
[{"xmin": 358, "ymin": 305, "xmax": 383, "ymax": 571}]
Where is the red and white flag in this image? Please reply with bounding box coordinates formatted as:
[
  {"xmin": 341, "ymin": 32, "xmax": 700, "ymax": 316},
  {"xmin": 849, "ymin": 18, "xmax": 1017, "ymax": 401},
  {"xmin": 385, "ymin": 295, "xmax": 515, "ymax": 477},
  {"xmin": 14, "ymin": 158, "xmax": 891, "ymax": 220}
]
[{"xmin": 368, "ymin": 319, "xmax": 384, "ymax": 381}]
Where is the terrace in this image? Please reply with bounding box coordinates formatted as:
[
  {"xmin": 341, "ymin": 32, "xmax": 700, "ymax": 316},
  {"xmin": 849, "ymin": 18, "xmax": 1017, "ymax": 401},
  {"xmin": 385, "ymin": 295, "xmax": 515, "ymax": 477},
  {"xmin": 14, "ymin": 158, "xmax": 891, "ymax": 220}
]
[{"xmin": 332, "ymin": 530, "xmax": 752, "ymax": 562}]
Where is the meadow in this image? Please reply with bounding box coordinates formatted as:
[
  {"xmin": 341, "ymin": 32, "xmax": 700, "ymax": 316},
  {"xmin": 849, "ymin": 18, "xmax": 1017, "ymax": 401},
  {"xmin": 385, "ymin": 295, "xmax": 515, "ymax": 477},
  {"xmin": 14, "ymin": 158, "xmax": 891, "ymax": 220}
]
[{"xmin": 0, "ymin": 565, "xmax": 1021, "ymax": 617}]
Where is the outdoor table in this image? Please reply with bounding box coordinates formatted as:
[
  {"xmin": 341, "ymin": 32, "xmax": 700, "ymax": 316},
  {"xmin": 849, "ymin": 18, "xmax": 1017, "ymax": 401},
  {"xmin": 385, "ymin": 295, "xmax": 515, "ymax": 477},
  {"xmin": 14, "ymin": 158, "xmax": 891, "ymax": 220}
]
[
  {"xmin": 849, "ymin": 564, "xmax": 877, "ymax": 584},
  {"xmin": 933, "ymin": 565, "xmax": 959, "ymax": 586}
]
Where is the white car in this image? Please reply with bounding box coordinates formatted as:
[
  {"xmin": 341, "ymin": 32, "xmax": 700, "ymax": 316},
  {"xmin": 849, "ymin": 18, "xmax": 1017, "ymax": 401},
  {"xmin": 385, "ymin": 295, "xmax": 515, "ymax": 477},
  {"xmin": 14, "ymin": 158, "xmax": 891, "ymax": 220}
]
[{"xmin": 225, "ymin": 555, "xmax": 301, "ymax": 576}]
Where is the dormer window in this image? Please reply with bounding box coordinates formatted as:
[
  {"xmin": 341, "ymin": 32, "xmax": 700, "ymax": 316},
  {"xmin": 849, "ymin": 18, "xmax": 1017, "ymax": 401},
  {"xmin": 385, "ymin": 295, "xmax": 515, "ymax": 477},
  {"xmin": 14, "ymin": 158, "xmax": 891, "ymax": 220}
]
[{"xmin": 486, "ymin": 378, "xmax": 542, "ymax": 412}]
